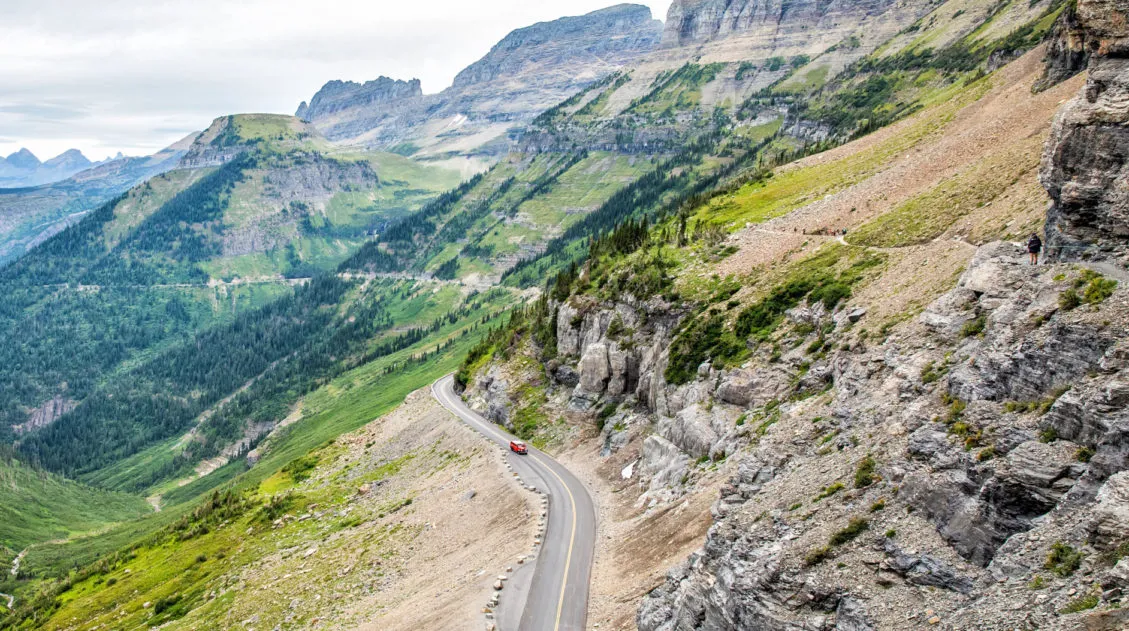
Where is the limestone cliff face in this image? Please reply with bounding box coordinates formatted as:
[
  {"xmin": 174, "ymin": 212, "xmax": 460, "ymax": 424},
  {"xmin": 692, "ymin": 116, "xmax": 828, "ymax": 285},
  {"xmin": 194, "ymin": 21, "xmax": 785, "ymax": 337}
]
[
  {"xmin": 1041, "ymin": 0, "xmax": 1129, "ymax": 261},
  {"xmin": 296, "ymin": 4, "xmax": 662, "ymax": 158},
  {"xmin": 661, "ymin": 0, "xmax": 902, "ymax": 48},
  {"xmin": 452, "ymin": 4, "xmax": 662, "ymax": 89}
]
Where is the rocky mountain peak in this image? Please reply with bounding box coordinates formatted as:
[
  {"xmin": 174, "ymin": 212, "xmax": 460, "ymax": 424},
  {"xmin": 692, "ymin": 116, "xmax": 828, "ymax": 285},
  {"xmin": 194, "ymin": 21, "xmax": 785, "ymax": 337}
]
[
  {"xmin": 294, "ymin": 4, "xmax": 662, "ymax": 159},
  {"xmin": 42, "ymin": 149, "xmax": 92, "ymax": 170},
  {"xmin": 296, "ymin": 76, "xmax": 423, "ymax": 122},
  {"xmin": 5, "ymin": 148, "xmax": 41, "ymax": 170},
  {"xmin": 451, "ymin": 3, "xmax": 662, "ymax": 88}
]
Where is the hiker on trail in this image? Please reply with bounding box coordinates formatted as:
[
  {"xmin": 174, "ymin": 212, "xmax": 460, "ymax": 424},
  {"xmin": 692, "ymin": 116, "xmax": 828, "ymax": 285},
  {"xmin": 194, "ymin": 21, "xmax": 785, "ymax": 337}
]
[{"xmin": 1027, "ymin": 233, "xmax": 1042, "ymax": 265}]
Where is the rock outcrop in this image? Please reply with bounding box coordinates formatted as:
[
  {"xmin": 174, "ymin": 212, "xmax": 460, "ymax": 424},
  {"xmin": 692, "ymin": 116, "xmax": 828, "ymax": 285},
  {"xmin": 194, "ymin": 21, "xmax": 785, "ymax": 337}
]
[
  {"xmin": 1036, "ymin": 2, "xmax": 1092, "ymax": 91},
  {"xmin": 14, "ymin": 395, "xmax": 76, "ymax": 434},
  {"xmin": 634, "ymin": 237, "xmax": 1128, "ymax": 629},
  {"xmin": 451, "ymin": 4, "xmax": 663, "ymax": 89},
  {"xmin": 1041, "ymin": 0, "xmax": 1129, "ymax": 261}
]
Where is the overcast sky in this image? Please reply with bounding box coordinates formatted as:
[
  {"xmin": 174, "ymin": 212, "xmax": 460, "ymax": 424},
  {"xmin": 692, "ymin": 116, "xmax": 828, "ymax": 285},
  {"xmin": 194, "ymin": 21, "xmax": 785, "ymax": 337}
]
[{"xmin": 0, "ymin": 0, "xmax": 672, "ymax": 161}]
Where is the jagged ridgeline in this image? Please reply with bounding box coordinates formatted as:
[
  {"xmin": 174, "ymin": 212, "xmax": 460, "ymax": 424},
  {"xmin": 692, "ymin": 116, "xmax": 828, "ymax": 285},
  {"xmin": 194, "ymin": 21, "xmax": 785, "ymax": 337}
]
[{"xmin": 0, "ymin": 0, "xmax": 1095, "ymax": 628}]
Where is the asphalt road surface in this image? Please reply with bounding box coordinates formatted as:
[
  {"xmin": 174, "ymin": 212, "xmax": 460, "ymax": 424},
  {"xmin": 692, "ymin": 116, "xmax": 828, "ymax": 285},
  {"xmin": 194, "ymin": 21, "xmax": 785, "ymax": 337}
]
[{"xmin": 432, "ymin": 375, "xmax": 596, "ymax": 631}]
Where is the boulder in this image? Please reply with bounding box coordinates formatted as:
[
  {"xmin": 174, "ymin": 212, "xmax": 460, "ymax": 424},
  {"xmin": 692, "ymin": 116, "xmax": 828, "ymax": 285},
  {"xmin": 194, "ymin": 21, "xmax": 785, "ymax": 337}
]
[
  {"xmin": 640, "ymin": 435, "xmax": 690, "ymax": 491},
  {"xmin": 882, "ymin": 539, "xmax": 975, "ymax": 593},
  {"xmin": 1092, "ymin": 471, "xmax": 1129, "ymax": 545},
  {"xmin": 554, "ymin": 364, "xmax": 580, "ymax": 387},
  {"xmin": 577, "ymin": 342, "xmax": 610, "ymax": 394},
  {"xmin": 835, "ymin": 596, "xmax": 875, "ymax": 631}
]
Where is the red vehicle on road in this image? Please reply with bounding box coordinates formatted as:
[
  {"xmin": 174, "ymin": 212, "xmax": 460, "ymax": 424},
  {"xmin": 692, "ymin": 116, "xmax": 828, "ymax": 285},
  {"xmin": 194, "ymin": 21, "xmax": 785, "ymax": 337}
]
[{"xmin": 510, "ymin": 440, "xmax": 528, "ymax": 454}]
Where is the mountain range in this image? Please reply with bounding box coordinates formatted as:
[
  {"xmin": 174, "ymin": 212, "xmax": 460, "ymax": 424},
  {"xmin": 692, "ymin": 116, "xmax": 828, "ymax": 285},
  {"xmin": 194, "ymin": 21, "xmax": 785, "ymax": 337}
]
[
  {"xmin": 295, "ymin": 3, "xmax": 665, "ymax": 165},
  {"xmin": 0, "ymin": 148, "xmax": 100, "ymax": 188}
]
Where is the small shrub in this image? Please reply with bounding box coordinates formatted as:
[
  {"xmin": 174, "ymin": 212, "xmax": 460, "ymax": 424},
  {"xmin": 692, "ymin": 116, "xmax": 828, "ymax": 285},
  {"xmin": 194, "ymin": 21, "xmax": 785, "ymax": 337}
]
[
  {"xmin": 884, "ymin": 529, "xmax": 897, "ymax": 538},
  {"xmin": 1004, "ymin": 400, "xmax": 1035, "ymax": 413},
  {"xmin": 788, "ymin": 502, "xmax": 803, "ymax": 511},
  {"xmin": 597, "ymin": 403, "xmax": 618, "ymax": 424},
  {"xmin": 755, "ymin": 412, "xmax": 780, "ymax": 437},
  {"xmin": 606, "ymin": 315, "xmax": 626, "ymax": 339},
  {"xmin": 283, "ymin": 455, "xmax": 318, "ymax": 483},
  {"xmin": 153, "ymin": 594, "xmax": 182, "ymax": 615},
  {"xmin": 1060, "ymin": 288, "xmax": 1082, "ymax": 310},
  {"xmin": 814, "ymin": 482, "xmax": 845, "ymax": 501},
  {"xmin": 960, "ymin": 315, "xmax": 986, "ymax": 338},
  {"xmin": 829, "ymin": 517, "xmax": 870, "ymax": 546},
  {"xmin": 736, "ymin": 413, "xmax": 747, "ymax": 426},
  {"xmin": 1039, "ymin": 427, "xmax": 1059, "ymax": 443},
  {"xmin": 870, "ymin": 499, "xmax": 886, "ymax": 512},
  {"xmin": 1060, "ymin": 591, "xmax": 1099, "ymax": 614},
  {"xmin": 977, "ymin": 446, "xmax": 996, "ymax": 462},
  {"xmin": 1046, "ymin": 541, "xmax": 1083, "ymax": 577},
  {"xmin": 1077, "ymin": 446, "xmax": 1095, "ymax": 463},
  {"xmin": 854, "ymin": 455, "xmax": 878, "ymax": 488},
  {"xmin": 1029, "ymin": 574, "xmax": 1046, "ymax": 589},
  {"xmin": 195, "ymin": 554, "xmax": 207, "ymax": 563},
  {"xmin": 945, "ymin": 398, "xmax": 967, "ymax": 424},
  {"xmin": 105, "ymin": 577, "xmax": 117, "ymax": 586},
  {"xmin": 1099, "ymin": 540, "xmax": 1129, "ymax": 566},
  {"xmin": 805, "ymin": 545, "xmax": 831, "ymax": 566},
  {"xmin": 921, "ymin": 360, "xmax": 948, "ymax": 384},
  {"xmin": 1078, "ymin": 270, "xmax": 1117, "ymax": 305}
]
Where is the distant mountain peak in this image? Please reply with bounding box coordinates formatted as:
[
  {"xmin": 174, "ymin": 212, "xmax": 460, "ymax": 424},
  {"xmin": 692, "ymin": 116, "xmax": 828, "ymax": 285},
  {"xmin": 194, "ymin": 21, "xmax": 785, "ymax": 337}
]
[
  {"xmin": 6, "ymin": 148, "xmax": 42, "ymax": 170},
  {"xmin": 43, "ymin": 149, "xmax": 92, "ymax": 170},
  {"xmin": 296, "ymin": 77, "xmax": 423, "ymax": 121}
]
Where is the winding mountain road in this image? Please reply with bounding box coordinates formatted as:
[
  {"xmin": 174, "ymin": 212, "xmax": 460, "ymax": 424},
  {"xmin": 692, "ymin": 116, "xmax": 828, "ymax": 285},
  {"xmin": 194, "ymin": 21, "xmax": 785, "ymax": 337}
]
[{"xmin": 432, "ymin": 375, "xmax": 595, "ymax": 631}]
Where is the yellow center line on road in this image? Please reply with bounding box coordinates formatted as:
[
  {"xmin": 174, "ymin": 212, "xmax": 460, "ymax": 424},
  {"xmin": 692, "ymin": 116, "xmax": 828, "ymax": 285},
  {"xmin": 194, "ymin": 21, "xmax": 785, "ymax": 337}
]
[
  {"xmin": 436, "ymin": 376, "xmax": 580, "ymax": 631},
  {"xmin": 531, "ymin": 452, "xmax": 577, "ymax": 631}
]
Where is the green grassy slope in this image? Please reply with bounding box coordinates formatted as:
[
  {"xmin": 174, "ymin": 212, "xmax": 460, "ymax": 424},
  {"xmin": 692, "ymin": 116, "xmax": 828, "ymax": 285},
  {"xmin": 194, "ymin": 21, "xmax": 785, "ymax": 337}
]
[{"xmin": 0, "ymin": 457, "xmax": 150, "ymax": 553}]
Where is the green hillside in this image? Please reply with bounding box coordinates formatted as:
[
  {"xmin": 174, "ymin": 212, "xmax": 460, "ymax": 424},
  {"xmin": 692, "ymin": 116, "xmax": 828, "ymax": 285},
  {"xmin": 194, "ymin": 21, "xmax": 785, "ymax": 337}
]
[{"xmin": 0, "ymin": 456, "xmax": 150, "ymax": 553}]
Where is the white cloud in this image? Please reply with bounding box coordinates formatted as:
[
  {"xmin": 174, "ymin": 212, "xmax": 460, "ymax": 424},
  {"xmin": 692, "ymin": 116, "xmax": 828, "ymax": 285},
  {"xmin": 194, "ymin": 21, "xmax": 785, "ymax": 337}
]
[{"xmin": 0, "ymin": 0, "xmax": 672, "ymax": 161}]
